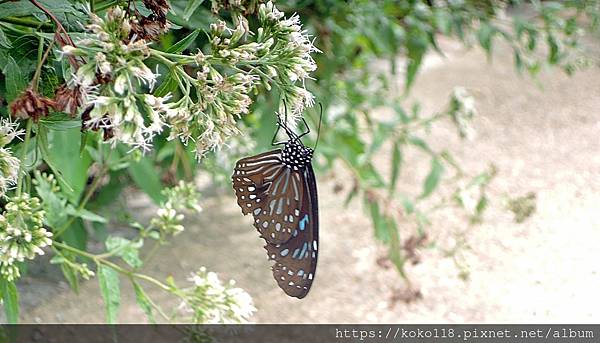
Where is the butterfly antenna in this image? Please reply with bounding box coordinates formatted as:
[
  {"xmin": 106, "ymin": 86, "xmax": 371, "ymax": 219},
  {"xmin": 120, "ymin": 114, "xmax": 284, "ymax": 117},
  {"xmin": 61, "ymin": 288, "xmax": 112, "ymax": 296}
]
[
  {"xmin": 283, "ymin": 100, "xmax": 288, "ymax": 128},
  {"xmin": 313, "ymin": 103, "xmax": 323, "ymax": 151}
]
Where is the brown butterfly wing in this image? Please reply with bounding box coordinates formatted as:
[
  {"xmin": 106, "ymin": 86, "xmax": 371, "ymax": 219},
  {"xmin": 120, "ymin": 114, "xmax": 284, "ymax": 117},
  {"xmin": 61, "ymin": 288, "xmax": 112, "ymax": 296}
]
[
  {"xmin": 264, "ymin": 164, "xmax": 318, "ymax": 299},
  {"xmin": 232, "ymin": 150, "xmax": 303, "ymax": 245}
]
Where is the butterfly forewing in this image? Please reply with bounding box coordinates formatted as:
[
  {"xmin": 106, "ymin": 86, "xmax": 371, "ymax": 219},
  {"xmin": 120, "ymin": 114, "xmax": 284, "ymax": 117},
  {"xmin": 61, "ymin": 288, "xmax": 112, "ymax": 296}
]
[
  {"xmin": 264, "ymin": 164, "xmax": 318, "ymax": 298},
  {"xmin": 233, "ymin": 150, "xmax": 303, "ymax": 245}
]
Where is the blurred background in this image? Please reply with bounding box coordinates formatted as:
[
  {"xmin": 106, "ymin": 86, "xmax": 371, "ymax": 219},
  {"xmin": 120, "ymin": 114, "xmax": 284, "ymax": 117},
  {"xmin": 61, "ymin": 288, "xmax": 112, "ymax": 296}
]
[{"xmin": 3, "ymin": 0, "xmax": 600, "ymax": 323}]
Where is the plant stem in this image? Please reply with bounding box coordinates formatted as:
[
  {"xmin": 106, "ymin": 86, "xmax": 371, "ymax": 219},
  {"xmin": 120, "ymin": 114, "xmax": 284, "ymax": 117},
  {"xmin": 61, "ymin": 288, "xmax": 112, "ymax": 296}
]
[
  {"xmin": 31, "ymin": 39, "xmax": 55, "ymax": 92},
  {"xmin": 393, "ymin": 111, "xmax": 446, "ymax": 136},
  {"xmin": 53, "ymin": 241, "xmax": 173, "ymax": 293},
  {"xmin": 16, "ymin": 120, "xmax": 33, "ymax": 197},
  {"xmin": 0, "ymin": 17, "xmax": 53, "ymax": 29}
]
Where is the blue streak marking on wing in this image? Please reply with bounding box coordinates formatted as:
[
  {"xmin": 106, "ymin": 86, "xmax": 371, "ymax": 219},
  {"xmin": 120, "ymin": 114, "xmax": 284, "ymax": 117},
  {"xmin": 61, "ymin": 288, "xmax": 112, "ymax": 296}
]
[
  {"xmin": 299, "ymin": 214, "xmax": 309, "ymax": 231},
  {"xmin": 298, "ymin": 242, "xmax": 308, "ymax": 259}
]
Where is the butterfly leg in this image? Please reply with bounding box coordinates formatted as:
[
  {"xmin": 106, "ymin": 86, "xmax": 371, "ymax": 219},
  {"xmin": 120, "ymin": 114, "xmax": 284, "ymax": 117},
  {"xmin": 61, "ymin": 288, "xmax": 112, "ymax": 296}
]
[
  {"xmin": 271, "ymin": 116, "xmax": 287, "ymax": 146},
  {"xmin": 297, "ymin": 117, "xmax": 311, "ymax": 139}
]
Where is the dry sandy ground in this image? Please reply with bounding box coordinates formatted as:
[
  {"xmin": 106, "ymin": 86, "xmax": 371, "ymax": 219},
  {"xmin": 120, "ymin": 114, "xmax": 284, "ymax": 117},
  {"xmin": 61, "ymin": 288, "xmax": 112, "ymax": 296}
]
[{"xmin": 11, "ymin": 42, "xmax": 600, "ymax": 323}]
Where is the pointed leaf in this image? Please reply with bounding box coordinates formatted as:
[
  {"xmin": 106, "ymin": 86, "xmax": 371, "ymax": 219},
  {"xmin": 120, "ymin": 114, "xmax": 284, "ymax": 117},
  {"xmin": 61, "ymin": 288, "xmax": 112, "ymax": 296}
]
[
  {"xmin": 3, "ymin": 56, "xmax": 27, "ymax": 102},
  {"xmin": 389, "ymin": 141, "xmax": 402, "ymax": 195},
  {"xmin": 0, "ymin": 279, "xmax": 19, "ymax": 323},
  {"xmin": 98, "ymin": 264, "xmax": 121, "ymax": 324},
  {"xmin": 166, "ymin": 29, "xmax": 200, "ymax": 53},
  {"xmin": 182, "ymin": 0, "xmax": 205, "ymax": 21},
  {"xmin": 127, "ymin": 155, "xmax": 165, "ymax": 204},
  {"xmin": 420, "ymin": 157, "xmax": 444, "ymax": 199},
  {"xmin": 133, "ymin": 281, "xmax": 155, "ymax": 323}
]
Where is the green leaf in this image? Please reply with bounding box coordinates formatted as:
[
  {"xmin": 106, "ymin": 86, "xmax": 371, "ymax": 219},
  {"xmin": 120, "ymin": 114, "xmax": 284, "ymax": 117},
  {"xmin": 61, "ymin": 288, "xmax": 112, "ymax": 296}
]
[
  {"xmin": 154, "ymin": 69, "xmax": 179, "ymax": 97},
  {"xmin": 405, "ymin": 24, "xmax": 428, "ymax": 90},
  {"xmin": 407, "ymin": 135, "xmax": 433, "ymax": 155},
  {"xmin": 386, "ymin": 216, "xmax": 406, "ymax": 278},
  {"xmin": 166, "ymin": 29, "xmax": 200, "ymax": 53},
  {"xmin": 399, "ymin": 194, "xmax": 414, "ymax": 214},
  {"xmin": 329, "ymin": 130, "xmax": 366, "ymax": 165},
  {"xmin": 477, "ymin": 22, "xmax": 496, "ymax": 55},
  {"xmin": 3, "ymin": 56, "xmax": 27, "ymax": 103},
  {"xmin": 132, "ymin": 281, "xmax": 155, "ymax": 323},
  {"xmin": 182, "ymin": 0, "xmax": 205, "ymax": 21},
  {"xmin": 105, "ymin": 236, "xmax": 143, "ymax": 269},
  {"xmin": 366, "ymin": 122, "xmax": 394, "ymax": 157},
  {"xmin": 97, "ymin": 264, "xmax": 121, "ymax": 324},
  {"xmin": 168, "ymin": 0, "xmax": 212, "ymax": 29},
  {"xmin": 547, "ymin": 34, "xmax": 560, "ymax": 64},
  {"xmin": 60, "ymin": 263, "xmax": 80, "ymax": 294},
  {"xmin": 420, "ymin": 157, "xmax": 444, "ymax": 199},
  {"xmin": 45, "ymin": 127, "xmax": 92, "ymax": 203},
  {"xmin": 37, "ymin": 126, "xmax": 75, "ymax": 194},
  {"xmin": 62, "ymin": 219, "xmax": 88, "ymax": 251},
  {"xmin": 65, "ymin": 206, "xmax": 108, "ymax": 223},
  {"xmin": 367, "ymin": 200, "xmax": 390, "ymax": 243},
  {"xmin": 39, "ymin": 114, "xmax": 81, "ymax": 130},
  {"xmin": 34, "ymin": 171, "xmax": 69, "ymax": 228},
  {"xmin": 0, "ymin": 0, "xmax": 81, "ymax": 20},
  {"xmin": 92, "ymin": 221, "xmax": 109, "ymax": 242},
  {"xmin": 357, "ymin": 163, "xmax": 386, "ymax": 188},
  {"xmin": 343, "ymin": 184, "xmax": 358, "ymax": 206},
  {"xmin": 514, "ymin": 51, "xmax": 524, "ymax": 73},
  {"xmin": 127, "ymin": 155, "xmax": 166, "ymax": 204},
  {"xmin": 0, "ymin": 28, "xmax": 11, "ymax": 48},
  {"xmin": 474, "ymin": 195, "xmax": 488, "ymax": 219},
  {"xmin": 388, "ymin": 141, "xmax": 402, "ymax": 195},
  {"xmin": 89, "ymin": 171, "xmax": 126, "ymax": 208},
  {"xmin": 0, "ymin": 279, "xmax": 19, "ymax": 323}
]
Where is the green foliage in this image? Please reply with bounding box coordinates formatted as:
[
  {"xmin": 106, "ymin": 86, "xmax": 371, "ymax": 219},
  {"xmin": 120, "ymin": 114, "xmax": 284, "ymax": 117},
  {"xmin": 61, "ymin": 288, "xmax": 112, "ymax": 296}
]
[
  {"xmin": 0, "ymin": 279, "xmax": 18, "ymax": 323},
  {"xmin": 97, "ymin": 264, "xmax": 121, "ymax": 324}
]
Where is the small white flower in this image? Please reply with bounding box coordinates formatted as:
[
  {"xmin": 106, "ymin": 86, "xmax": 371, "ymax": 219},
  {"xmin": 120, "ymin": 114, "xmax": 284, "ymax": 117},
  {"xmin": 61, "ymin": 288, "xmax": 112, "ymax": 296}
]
[
  {"xmin": 113, "ymin": 73, "xmax": 128, "ymax": 94},
  {"xmin": 61, "ymin": 45, "xmax": 80, "ymax": 55},
  {"xmin": 0, "ymin": 118, "xmax": 24, "ymax": 148}
]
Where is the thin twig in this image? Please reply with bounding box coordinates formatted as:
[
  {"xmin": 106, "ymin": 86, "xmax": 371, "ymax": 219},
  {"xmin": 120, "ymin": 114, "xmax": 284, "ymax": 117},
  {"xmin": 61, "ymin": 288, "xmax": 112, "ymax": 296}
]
[{"xmin": 29, "ymin": 0, "xmax": 75, "ymax": 46}]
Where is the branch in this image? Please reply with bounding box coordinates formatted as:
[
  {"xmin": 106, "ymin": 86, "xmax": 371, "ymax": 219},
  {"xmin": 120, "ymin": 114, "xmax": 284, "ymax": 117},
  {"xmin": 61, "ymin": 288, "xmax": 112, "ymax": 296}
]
[{"xmin": 28, "ymin": 0, "xmax": 82, "ymax": 68}]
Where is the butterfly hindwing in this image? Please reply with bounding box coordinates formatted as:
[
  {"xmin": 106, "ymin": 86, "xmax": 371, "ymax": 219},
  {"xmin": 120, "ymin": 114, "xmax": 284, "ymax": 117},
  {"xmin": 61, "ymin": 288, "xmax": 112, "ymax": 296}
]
[{"xmin": 264, "ymin": 164, "xmax": 318, "ymax": 299}]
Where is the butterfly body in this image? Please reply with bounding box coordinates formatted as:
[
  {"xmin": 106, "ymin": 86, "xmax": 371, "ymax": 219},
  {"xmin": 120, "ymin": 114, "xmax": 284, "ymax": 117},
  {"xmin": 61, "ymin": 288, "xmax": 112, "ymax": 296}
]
[
  {"xmin": 232, "ymin": 117, "xmax": 319, "ymax": 299},
  {"xmin": 281, "ymin": 141, "xmax": 313, "ymax": 170}
]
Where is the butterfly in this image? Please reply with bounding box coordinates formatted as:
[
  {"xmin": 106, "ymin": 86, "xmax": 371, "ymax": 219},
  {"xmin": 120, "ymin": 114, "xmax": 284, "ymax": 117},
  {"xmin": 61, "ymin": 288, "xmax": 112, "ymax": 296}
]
[{"xmin": 232, "ymin": 111, "xmax": 320, "ymax": 299}]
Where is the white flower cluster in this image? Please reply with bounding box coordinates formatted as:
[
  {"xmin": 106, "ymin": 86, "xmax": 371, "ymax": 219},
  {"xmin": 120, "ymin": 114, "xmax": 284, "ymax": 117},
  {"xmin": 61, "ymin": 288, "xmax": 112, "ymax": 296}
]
[
  {"xmin": 62, "ymin": 7, "xmax": 166, "ymax": 150},
  {"xmin": 0, "ymin": 119, "xmax": 23, "ymax": 198},
  {"xmin": 164, "ymin": 72, "xmax": 255, "ymax": 158},
  {"xmin": 150, "ymin": 181, "xmax": 201, "ymax": 237},
  {"xmin": 181, "ymin": 267, "xmax": 256, "ymax": 323},
  {"xmin": 151, "ymin": 203, "xmax": 184, "ymax": 237},
  {"xmin": 0, "ymin": 194, "xmax": 51, "ymax": 281},
  {"xmin": 167, "ymin": 1, "xmax": 318, "ymax": 158},
  {"xmin": 59, "ymin": 2, "xmax": 319, "ymax": 157},
  {"xmin": 256, "ymin": 1, "xmax": 319, "ymax": 115}
]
